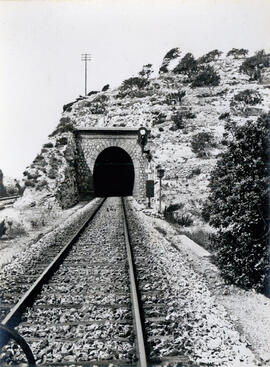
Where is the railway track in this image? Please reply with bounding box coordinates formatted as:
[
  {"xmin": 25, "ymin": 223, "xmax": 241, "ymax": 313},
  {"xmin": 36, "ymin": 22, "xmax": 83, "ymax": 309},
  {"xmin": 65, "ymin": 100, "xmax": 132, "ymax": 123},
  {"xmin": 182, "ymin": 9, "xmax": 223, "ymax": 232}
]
[
  {"xmin": 0, "ymin": 197, "xmax": 193, "ymax": 367},
  {"xmin": 0, "ymin": 196, "xmax": 20, "ymax": 202}
]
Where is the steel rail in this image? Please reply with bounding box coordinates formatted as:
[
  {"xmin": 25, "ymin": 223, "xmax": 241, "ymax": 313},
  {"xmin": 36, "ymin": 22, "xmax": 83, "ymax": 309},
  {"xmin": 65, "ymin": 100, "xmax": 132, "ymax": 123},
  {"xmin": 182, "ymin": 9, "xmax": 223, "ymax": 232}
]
[
  {"xmin": 0, "ymin": 195, "xmax": 20, "ymax": 202},
  {"xmin": 0, "ymin": 198, "xmax": 106, "ymax": 351},
  {"xmin": 121, "ymin": 197, "xmax": 147, "ymax": 367}
]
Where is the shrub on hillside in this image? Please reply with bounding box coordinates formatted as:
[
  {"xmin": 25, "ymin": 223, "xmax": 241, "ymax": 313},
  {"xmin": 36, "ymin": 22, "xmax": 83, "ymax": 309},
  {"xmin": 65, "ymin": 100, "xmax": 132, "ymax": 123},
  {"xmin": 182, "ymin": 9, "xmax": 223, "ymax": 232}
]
[
  {"xmin": 191, "ymin": 66, "xmax": 220, "ymax": 87},
  {"xmin": 152, "ymin": 112, "xmax": 167, "ymax": 126},
  {"xmin": 117, "ymin": 76, "xmax": 150, "ymax": 98},
  {"xmin": 226, "ymin": 48, "xmax": 248, "ymax": 58},
  {"xmin": 119, "ymin": 89, "xmax": 154, "ymax": 99},
  {"xmin": 120, "ymin": 77, "xmax": 149, "ymax": 91},
  {"xmin": 27, "ymin": 171, "xmax": 40, "ymax": 180},
  {"xmin": 159, "ymin": 48, "xmax": 180, "ymax": 73},
  {"xmin": 173, "ymin": 53, "xmax": 198, "ymax": 80},
  {"xmin": 86, "ymin": 100, "xmax": 106, "ymax": 114},
  {"xmin": 56, "ymin": 137, "xmax": 68, "ymax": 146},
  {"xmin": 48, "ymin": 168, "xmax": 57, "ymax": 179},
  {"xmin": 171, "ymin": 109, "xmax": 196, "ymax": 130},
  {"xmin": 49, "ymin": 156, "xmax": 59, "ymax": 168},
  {"xmin": 34, "ymin": 154, "xmax": 44, "ymax": 161},
  {"xmin": 197, "ymin": 49, "xmax": 223, "ymax": 64},
  {"xmin": 239, "ymin": 49, "xmax": 270, "ymax": 80},
  {"xmin": 186, "ymin": 167, "xmax": 201, "ymax": 179},
  {"xmin": 43, "ymin": 142, "xmax": 54, "ymax": 149},
  {"xmin": 204, "ymin": 113, "xmax": 270, "ymax": 292},
  {"xmin": 24, "ymin": 180, "xmax": 35, "ymax": 188},
  {"xmin": 139, "ymin": 64, "xmax": 153, "ymax": 79},
  {"xmin": 63, "ymin": 101, "xmax": 75, "ymax": 112},
  {"xmin": 36, "ymin": 179, "xmax": 48, "ymax": 191},
  {"xmin": 219, "ymin": 112, "xmax": 230, "ymax": 120},
  {"xmin": 232, "ymin": 89, "xmax": 262, "ymax": 105},
  {"xmin": 49, "ymin": 117, "xmax": 74, "ymax": 137},
  {"xmin": 164, "ymin": 48, "xmax": 180, "ymax": 60},
  {"xmin": 159, "ymin": 65, "xmax": 169, "ymax": 74},
  {"xmin": 166, "ymin": 91, "xmax": 186, "ymax": 105},
  {"xmin": 164, "ymin": 204, "xmax": 193, "ymax": 226},
  {"xmin": 191, "ymin": 131, "xmax": 217, "ymax": 157},
  {"xmin": 171, "ymin": 112, "xmax": 185, "ymax": 129},
  {"xmin": 184, "ymin": 110, "xmax": 196, "ymax": 119},
  {"xmin": 87, "ymin": 91, "xmax": 99, "ymax": 96},
  {"xmin": 175, "ymin": 213, "xmax": 194, "ymax": 227},
  {"xmin": 164, "ymin": 203, "xmax": 184, "ymax": 222},
  {"xmin": 92, "ymin": 94, "xmax": 109, "ymax": 103}
]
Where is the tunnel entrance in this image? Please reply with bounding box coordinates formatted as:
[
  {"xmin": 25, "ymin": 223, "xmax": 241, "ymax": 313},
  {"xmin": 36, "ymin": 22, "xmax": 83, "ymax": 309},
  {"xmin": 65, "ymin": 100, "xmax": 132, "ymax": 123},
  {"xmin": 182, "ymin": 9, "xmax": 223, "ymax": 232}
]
[{"xmin": 93, "ymin": 147, "xmax": 135, "ymax": 197}]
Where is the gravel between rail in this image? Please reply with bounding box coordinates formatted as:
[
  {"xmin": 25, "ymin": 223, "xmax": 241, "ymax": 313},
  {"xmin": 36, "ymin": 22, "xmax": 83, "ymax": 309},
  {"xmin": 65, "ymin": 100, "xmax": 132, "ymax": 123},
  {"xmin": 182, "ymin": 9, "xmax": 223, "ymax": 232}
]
[{"xmin": 0, "ymin": 196, "xmax": 268, "ymax": 366}]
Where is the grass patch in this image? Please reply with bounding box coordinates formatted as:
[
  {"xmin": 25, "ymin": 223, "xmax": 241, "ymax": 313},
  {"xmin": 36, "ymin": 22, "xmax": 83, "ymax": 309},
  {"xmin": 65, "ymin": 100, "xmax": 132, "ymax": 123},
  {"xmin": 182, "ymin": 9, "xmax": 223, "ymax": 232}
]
[{"xmin": 178, "ymin": 228, "xmax": 214, "ymax": 252}]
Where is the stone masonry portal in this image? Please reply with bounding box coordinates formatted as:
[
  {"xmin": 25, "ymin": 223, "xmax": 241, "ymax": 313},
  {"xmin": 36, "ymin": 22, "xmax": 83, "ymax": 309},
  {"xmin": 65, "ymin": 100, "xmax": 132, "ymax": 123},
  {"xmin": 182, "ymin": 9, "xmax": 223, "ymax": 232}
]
[{"xmin": 74, "ymin": 128, "xmax": 147, "ymax": 200}]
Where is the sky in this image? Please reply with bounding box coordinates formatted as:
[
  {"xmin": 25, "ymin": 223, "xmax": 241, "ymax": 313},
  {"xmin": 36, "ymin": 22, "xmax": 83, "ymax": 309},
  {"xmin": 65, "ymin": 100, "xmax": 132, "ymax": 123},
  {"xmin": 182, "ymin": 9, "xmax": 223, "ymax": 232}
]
[{"xmin": 0, "ymin": 0, "xmax": 270, "ymax": 178}]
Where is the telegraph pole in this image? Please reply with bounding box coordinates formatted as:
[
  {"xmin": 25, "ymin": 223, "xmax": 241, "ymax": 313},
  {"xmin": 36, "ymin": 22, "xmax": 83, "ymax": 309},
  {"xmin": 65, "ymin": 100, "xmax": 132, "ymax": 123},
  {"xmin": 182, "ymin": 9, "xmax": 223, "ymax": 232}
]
[{"xmin": 81, "ymin": 53, "xmax": 91, "ymax": 96}]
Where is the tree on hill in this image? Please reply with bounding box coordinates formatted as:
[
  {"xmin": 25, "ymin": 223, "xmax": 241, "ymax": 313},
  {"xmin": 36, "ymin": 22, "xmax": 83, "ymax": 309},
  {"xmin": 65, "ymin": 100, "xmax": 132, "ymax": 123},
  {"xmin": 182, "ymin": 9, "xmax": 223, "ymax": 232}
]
[
  {"xmin": 120, "ymin": 77, "xmax": 149, "ymax": 91},
  {"xmin": 240, "ymin": 49, "xmax": 270, "ymax": 81},
  {"xmin": 191, "ymin": 65, "xmax": 220, "ymax": 87},
  {"xmin": 102, "ymin": 84, "xmax": 110, "ymax": 92},
  {"xmin": 163, "ymin": 48, "xmax": 180, "ymax": 60},
  {"xmin": 203, "ymin": 113, "xmax": 270, "ymax": 293},
  {"xmin": 173, "ymin": 53, "xmax": 198, "ymax": 80},
  {"xmin": 197, "ymin": 49, "xmax": 223, "ymax": 64},
  {"xmin": 226, "ymin": 48, "xmax": 248, "ymax": 59},
  {"xmin": 159, "ymin": 47, "xmax": 180, "ymax": 73}
]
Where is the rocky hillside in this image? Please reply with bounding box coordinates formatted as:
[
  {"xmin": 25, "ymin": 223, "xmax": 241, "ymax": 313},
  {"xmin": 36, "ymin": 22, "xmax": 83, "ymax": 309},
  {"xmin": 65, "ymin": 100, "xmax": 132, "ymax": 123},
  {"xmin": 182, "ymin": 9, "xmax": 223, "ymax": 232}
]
[{"xmin": 17, "ymin": 49, "xmax": 270, "ymax": 224}]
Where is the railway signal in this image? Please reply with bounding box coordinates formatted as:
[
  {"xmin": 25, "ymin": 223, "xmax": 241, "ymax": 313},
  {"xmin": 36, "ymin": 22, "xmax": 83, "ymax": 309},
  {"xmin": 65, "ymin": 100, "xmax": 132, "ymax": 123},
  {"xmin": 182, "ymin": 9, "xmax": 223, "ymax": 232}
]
[
  {"xmin": 156, "ymin": 164, "xmax": 165, "ymax": 214},
  {"xmin": 81, "ymin": 53, "xmax": 91, "ymax": 96},
  {"xmin": 137, "ymin": 127, "xmax": 149, "ymax": 151},
  {"xmin": 146, "ymin": 179, "xmax": 154, "ymax": 208},
  {"xmin": 137, "ymin": 127, "xmax": 152, "ymax": 163},
  {"xmin": 138, "ymin": 127, "xmax": 155, "ymax": 208}
]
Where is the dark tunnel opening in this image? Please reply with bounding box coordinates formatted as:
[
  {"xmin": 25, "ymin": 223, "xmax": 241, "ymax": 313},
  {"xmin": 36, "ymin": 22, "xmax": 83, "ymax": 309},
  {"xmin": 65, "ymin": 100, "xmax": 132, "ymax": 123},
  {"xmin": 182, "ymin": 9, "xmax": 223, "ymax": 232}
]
[{"xmin": 93, "ymin": 147, "xmax": 135, "ymax": 197}]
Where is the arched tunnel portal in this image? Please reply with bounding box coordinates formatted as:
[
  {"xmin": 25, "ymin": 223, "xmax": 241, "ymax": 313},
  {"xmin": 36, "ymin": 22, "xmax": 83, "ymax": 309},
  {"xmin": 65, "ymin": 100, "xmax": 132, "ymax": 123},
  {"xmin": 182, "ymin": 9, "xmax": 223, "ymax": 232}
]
[
  {"xmin": 93, "ymin": 147, "xmax": 134, "ymax": 197},
  {"xmin": 74, "ymin": 128, "xmax": 147, "ymax": 201}
]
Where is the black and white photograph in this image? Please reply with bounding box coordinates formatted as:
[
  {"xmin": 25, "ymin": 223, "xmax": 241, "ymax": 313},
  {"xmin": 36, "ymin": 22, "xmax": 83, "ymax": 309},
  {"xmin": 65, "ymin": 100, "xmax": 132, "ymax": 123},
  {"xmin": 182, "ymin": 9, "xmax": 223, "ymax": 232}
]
[{"xmin": 0, "ymin": 0, "xmax": 269, "ymax": 366}]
